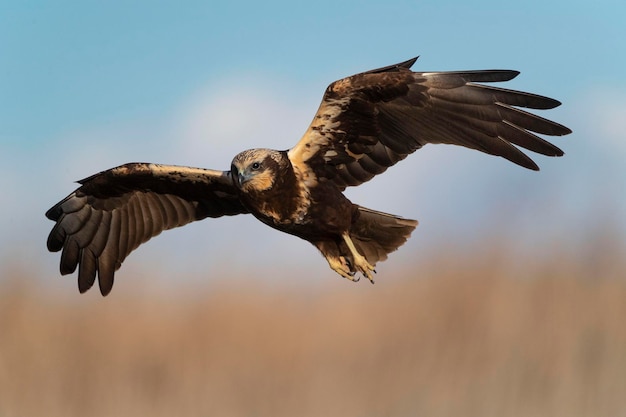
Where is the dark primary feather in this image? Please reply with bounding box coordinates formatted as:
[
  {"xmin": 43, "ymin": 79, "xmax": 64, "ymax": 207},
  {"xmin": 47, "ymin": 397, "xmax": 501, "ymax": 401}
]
[
  {"xmin": 289, "ymin": 57, "xmax": 571, "ymax": 189},
  {"xmin": 46, "ymin": 163, "xmax": 246, "ymax": 295}
]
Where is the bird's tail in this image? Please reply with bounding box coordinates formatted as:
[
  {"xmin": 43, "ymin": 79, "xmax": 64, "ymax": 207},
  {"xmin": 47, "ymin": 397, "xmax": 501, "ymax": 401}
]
[{"xmin": 349, "ymin": 206, "xmax": 418, "ymax": 266}]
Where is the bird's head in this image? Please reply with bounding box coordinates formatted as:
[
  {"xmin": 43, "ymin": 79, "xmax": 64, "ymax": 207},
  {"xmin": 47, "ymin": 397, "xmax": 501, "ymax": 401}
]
[{"xmin": 230, "ymin": 148, "xmax": 285, "ymax": 193}]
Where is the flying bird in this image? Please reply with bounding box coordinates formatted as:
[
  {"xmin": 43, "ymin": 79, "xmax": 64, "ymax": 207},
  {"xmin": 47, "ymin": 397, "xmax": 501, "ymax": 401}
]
[{"xmin": 46, "ymin": 57, "xmax": 571, "ymax": 296}]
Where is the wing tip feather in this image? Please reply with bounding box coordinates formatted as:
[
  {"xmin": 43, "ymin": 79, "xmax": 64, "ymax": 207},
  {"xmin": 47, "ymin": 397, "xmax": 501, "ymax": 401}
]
[{"xmin": 365, "ymin": 56, "xmax": 419, "ymax": 74}]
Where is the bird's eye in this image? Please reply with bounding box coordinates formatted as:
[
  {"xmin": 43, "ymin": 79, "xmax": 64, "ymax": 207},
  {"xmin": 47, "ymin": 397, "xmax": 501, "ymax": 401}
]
[{"xmin": 251, "ymin": 162, "xmax": 261, "ymax": 170}]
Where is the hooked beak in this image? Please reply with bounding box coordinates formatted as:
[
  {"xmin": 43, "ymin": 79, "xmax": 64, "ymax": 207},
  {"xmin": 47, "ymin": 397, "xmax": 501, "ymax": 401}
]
[
  {"xmin": 238, "ymin": 171, "xmax": 247, "ymax": 187},
  {"xmin": 232, "ymin": 166, "xmax": 249, "ymax": 188}
]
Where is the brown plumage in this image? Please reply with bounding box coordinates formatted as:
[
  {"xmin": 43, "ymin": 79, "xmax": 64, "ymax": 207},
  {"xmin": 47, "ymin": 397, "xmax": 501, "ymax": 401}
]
[{"xmin": 46, "ymin": 57, "xmax": 571, "ymax": 295}]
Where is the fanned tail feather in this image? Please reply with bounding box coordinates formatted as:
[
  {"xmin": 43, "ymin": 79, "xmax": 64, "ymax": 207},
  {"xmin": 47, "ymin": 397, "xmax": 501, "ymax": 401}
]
[{"xmin": 350, "ymin": 206, "xmax": 418, "ymax": 266}]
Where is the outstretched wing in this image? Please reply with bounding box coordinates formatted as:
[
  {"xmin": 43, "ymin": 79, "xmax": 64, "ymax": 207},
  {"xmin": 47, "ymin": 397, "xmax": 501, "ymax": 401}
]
[
  {"xmin": 46, "ymin": 163, "xmax": 247, "ymax": 295},
  {"xmin": 288, "ymin": 57, "xmax": 572, "ymax": 189}
]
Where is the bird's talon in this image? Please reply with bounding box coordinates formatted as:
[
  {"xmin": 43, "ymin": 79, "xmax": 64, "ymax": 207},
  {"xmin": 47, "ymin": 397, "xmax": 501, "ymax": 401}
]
[{"xmin": 346, "ymin": 273, "xmax": 360, "ymax": 282}]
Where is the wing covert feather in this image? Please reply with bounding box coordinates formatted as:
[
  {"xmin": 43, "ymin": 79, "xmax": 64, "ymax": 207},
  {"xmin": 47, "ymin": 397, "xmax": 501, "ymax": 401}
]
[
  {"xmin": 46, "ymin": 163, "xmax": 247, "ymax": 295},
  {"xmin": 289, "ymin": 58, "xmax": 571, "ymax": 189}
]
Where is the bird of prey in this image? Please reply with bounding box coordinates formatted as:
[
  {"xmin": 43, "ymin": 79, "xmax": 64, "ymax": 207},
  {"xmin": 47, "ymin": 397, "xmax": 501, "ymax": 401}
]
[{"xmin": 46, "ymin": 57, "xmax": 571, "ymax": 296}]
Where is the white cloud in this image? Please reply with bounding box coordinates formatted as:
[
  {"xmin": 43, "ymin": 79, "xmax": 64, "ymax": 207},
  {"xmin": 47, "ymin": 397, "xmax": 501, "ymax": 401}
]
[
  {"xmin": 578, "ymin": 88, "xmax": 626, "ymax": 155},
  {"xmin": 170, "ymin": 76, "xmax": 314, "ymax": 168}
]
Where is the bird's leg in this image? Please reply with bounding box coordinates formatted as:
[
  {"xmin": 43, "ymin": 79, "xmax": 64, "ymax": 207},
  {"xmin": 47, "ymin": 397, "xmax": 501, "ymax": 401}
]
[
  {"xmin": 341, "ymin": 232, "xmax": 376, "ymax": 284},
  {"xmin": 325, "ymin": 255, "xmax": 360, "ymax": 282}
]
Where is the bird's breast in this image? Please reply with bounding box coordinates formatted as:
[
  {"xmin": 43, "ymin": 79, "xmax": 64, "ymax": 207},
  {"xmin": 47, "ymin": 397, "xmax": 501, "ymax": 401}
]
[
  {"xmin": 239, "ymin": 181, "xmax": 309, "ymax": 228},
  {"xmin": 245, "ymin": 182, "xmax": 354, "ymax": 242}
]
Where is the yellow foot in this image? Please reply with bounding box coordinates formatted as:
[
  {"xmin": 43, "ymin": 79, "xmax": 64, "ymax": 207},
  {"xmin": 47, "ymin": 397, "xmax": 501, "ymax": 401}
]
[
  {"xmin": 341, "ymin": 232, "xmax": 376, "ymax": 284},
  {"xmin": 352, "ymin": 253, "xmax": 376, "ymax": 284},
  {"xmin": 327, "ymin": 256, "xmax": 360, "ymax": 282}
]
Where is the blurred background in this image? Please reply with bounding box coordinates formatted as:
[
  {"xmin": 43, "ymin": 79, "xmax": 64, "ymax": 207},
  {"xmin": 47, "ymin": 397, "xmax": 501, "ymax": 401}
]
[{"xmin": 1, "ymin": 0, "xmax": 625, "ymax": 416}]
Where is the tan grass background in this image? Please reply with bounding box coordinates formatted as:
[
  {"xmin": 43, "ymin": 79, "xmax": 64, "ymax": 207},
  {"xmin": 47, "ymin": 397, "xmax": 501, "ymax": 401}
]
[{"xmin": 1, "ymin": 237, "xmax": 625, "ymax": 417}]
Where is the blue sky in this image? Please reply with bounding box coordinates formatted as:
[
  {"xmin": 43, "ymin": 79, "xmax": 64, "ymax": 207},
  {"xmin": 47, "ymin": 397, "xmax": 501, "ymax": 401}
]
[{"xmin": 1, "ymin": 0, "xmax": 625, "ymax": 292}]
